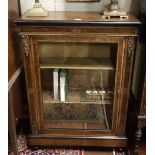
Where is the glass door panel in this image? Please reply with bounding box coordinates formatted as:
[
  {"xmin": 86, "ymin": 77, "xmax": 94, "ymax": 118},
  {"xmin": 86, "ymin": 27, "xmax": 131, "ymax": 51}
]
[
  {"xmin": 39, "ymin": 42, "xmax": 117, "ymax": 70},
  {"xmin": 38, "ymin": 42, "xmax": 118, "ymax": 131}
]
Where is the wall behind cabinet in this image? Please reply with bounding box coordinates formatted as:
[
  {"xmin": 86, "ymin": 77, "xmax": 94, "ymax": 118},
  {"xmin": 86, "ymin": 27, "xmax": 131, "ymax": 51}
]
[{"xmin": 20, "ymin": 0, "xmax": 139, "ymax": 16}]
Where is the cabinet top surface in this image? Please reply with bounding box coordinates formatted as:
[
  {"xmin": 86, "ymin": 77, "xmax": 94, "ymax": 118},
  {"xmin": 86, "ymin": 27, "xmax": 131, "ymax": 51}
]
[{"xmin": 15, "ymin": 11, "xmax": 141, "ymax": 26}]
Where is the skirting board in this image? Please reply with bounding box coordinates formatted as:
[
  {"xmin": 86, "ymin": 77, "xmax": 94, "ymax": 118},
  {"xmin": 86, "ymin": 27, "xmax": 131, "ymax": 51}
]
[{"xmin": 28, "ymin": 134, "xmax": 127, "ymax": 147}]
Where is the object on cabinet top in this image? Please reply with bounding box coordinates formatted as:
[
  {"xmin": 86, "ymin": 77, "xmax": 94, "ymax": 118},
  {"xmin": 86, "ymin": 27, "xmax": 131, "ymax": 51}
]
[
  {"xmin": 25, "ymin": 0, "xmax": 48, "ymax": 17},
  {"xmin": 102, "ymin": 0, "xmax": 128, "ymax": 20},
  {"xmin": 67, "ymin": 0, "xmax": 100, "ymax": 1}
]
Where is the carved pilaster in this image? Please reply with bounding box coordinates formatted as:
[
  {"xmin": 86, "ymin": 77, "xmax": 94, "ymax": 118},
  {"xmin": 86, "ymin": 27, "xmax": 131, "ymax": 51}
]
[
  {"xmin": 31, "ymin": 123, "xmax": 38, "ymax": 135},
  {"xmin": 21, "ymin": 35, "xmax": 30, "ymax": 57},
  {"xmin": 127, "ymin": 36, "xmax": 136, "ymax": 57}
]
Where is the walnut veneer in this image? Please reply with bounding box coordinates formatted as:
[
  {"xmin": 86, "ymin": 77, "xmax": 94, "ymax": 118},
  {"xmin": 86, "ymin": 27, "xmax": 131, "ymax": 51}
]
[{"xmin": 14, "ymin": 11, "xmax": 140, "ymax": 148}]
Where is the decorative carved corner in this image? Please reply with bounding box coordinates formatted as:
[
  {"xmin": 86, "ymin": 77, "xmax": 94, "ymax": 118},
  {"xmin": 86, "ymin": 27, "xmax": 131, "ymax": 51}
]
[
  {"xmin": 31, "ymin": 123, "xmax": 38, "ymax": 135},
  {"xmin": 117, "ymin": 128, "xmax": 125, "ymax": 136},
  {"xmin": 21, "ymin": 35, "xmax": 30, "ymax": 57},
  {"xmin": 127, "ymin": 36, "xmax": 136, "ymax": 58}
]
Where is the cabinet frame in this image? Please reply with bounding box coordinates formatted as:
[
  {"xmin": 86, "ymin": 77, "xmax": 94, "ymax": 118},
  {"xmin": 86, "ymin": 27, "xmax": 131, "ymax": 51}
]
[
  {"xmin": 19, "ymin": 24, "xmax": 137, "ymax": 147},
  {"xmin": 21, "ymin": 33, "xmax": 135, "ymax": 133}
]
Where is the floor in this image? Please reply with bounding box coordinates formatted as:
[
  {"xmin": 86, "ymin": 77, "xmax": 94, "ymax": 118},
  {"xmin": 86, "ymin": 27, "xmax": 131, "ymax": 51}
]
[
  {"xmin": 85, "ymin": 150, "xmax": 113, "ymax": 155},
  {"xmin": 9, "ymin": 120, "xmax": 146, "ymax": 155},
  {"xmin": 137, "ymin": 143, "xmax": 146, "ymax": 155},
  {"xmin": 84, "ymin": 148, "xmax": 115, "ymax": 155},
  {"xmin": 84, "ymin": 146, "xmax": 146, "ymax": 155},
  {"xmin": 9, "ymin": 148, "xmax": 146, "ymax": 155}
]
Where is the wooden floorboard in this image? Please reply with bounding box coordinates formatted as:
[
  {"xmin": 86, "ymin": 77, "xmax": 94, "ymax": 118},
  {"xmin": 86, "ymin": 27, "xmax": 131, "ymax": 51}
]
[{"xmin": 137, "ymin": 143, "xmax": 146, "ymax": 155}]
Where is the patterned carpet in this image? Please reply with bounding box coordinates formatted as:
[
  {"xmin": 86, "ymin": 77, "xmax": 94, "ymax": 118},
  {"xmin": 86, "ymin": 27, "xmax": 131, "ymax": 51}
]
[
  {"xmin": 9, "ymin": 135, "xmax": 127, "ymax": 155},
  {"xmin": 18, "ymin": 148, "xmax": 83, "ymax": 155},
  {"xmin": 8, "ymin": 135, "xmax": 83, "ymax": 155}
]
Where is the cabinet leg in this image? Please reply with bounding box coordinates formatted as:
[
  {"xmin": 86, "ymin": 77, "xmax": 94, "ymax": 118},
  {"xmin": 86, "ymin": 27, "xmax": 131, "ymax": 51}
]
[{"xmin": 134, "ymin": 128, "xmax": 142, "ymax": 155}]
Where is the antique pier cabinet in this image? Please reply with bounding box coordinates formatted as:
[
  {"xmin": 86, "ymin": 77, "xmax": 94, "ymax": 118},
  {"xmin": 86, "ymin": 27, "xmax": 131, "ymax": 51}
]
[{"xmin": 15, "ymin": 12, "xmax": 140, "ymax": 147}]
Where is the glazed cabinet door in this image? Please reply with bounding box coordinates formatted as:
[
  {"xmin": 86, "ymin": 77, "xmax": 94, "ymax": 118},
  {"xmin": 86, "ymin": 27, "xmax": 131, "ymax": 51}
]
[{"xmin": 21, "ymin": 34, "xmax": 136, "ymax": 137}]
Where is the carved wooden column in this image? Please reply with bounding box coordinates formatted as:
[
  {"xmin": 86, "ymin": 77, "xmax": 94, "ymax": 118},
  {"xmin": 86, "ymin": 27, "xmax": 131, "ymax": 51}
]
[
  {"xmin": 134, "ymin": 128, "xmax": 142, "ymax": 155},
  {"xmin": 134, "ymin": 80, "xmax": 146, "ymax": 155},
  {"xmin": 21, "ymin": 35, "xmax": 39, "ymax": 136}
]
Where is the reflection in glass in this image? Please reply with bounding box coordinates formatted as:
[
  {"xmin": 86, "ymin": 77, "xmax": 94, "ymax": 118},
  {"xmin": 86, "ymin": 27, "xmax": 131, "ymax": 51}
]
[{"xmin": 39, "ymin": 42, "xmax": 117, "ymax": 131}]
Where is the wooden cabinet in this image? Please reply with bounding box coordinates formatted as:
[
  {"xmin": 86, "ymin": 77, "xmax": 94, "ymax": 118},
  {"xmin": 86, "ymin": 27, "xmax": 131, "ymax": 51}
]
[{"xmin": 15, "ymin": 12, "xmax": 140, "ymax": 147}]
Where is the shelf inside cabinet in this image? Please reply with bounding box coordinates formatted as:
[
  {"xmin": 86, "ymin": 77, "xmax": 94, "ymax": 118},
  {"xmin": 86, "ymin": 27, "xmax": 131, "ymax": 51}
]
[
  {"xmin": 43, "ymin": 96, "xmax": 112, "ymax": 130},
  {"xmin": 44, "ymin": 117, "xmax": 110, "ymax": 130},
  {"xmin": 42, "ymin": 90, "xmax": 113, "ymax": 104},
  {"xmin": 40, "ymin": 57, "xmax": 115, "ymax": 70}
]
